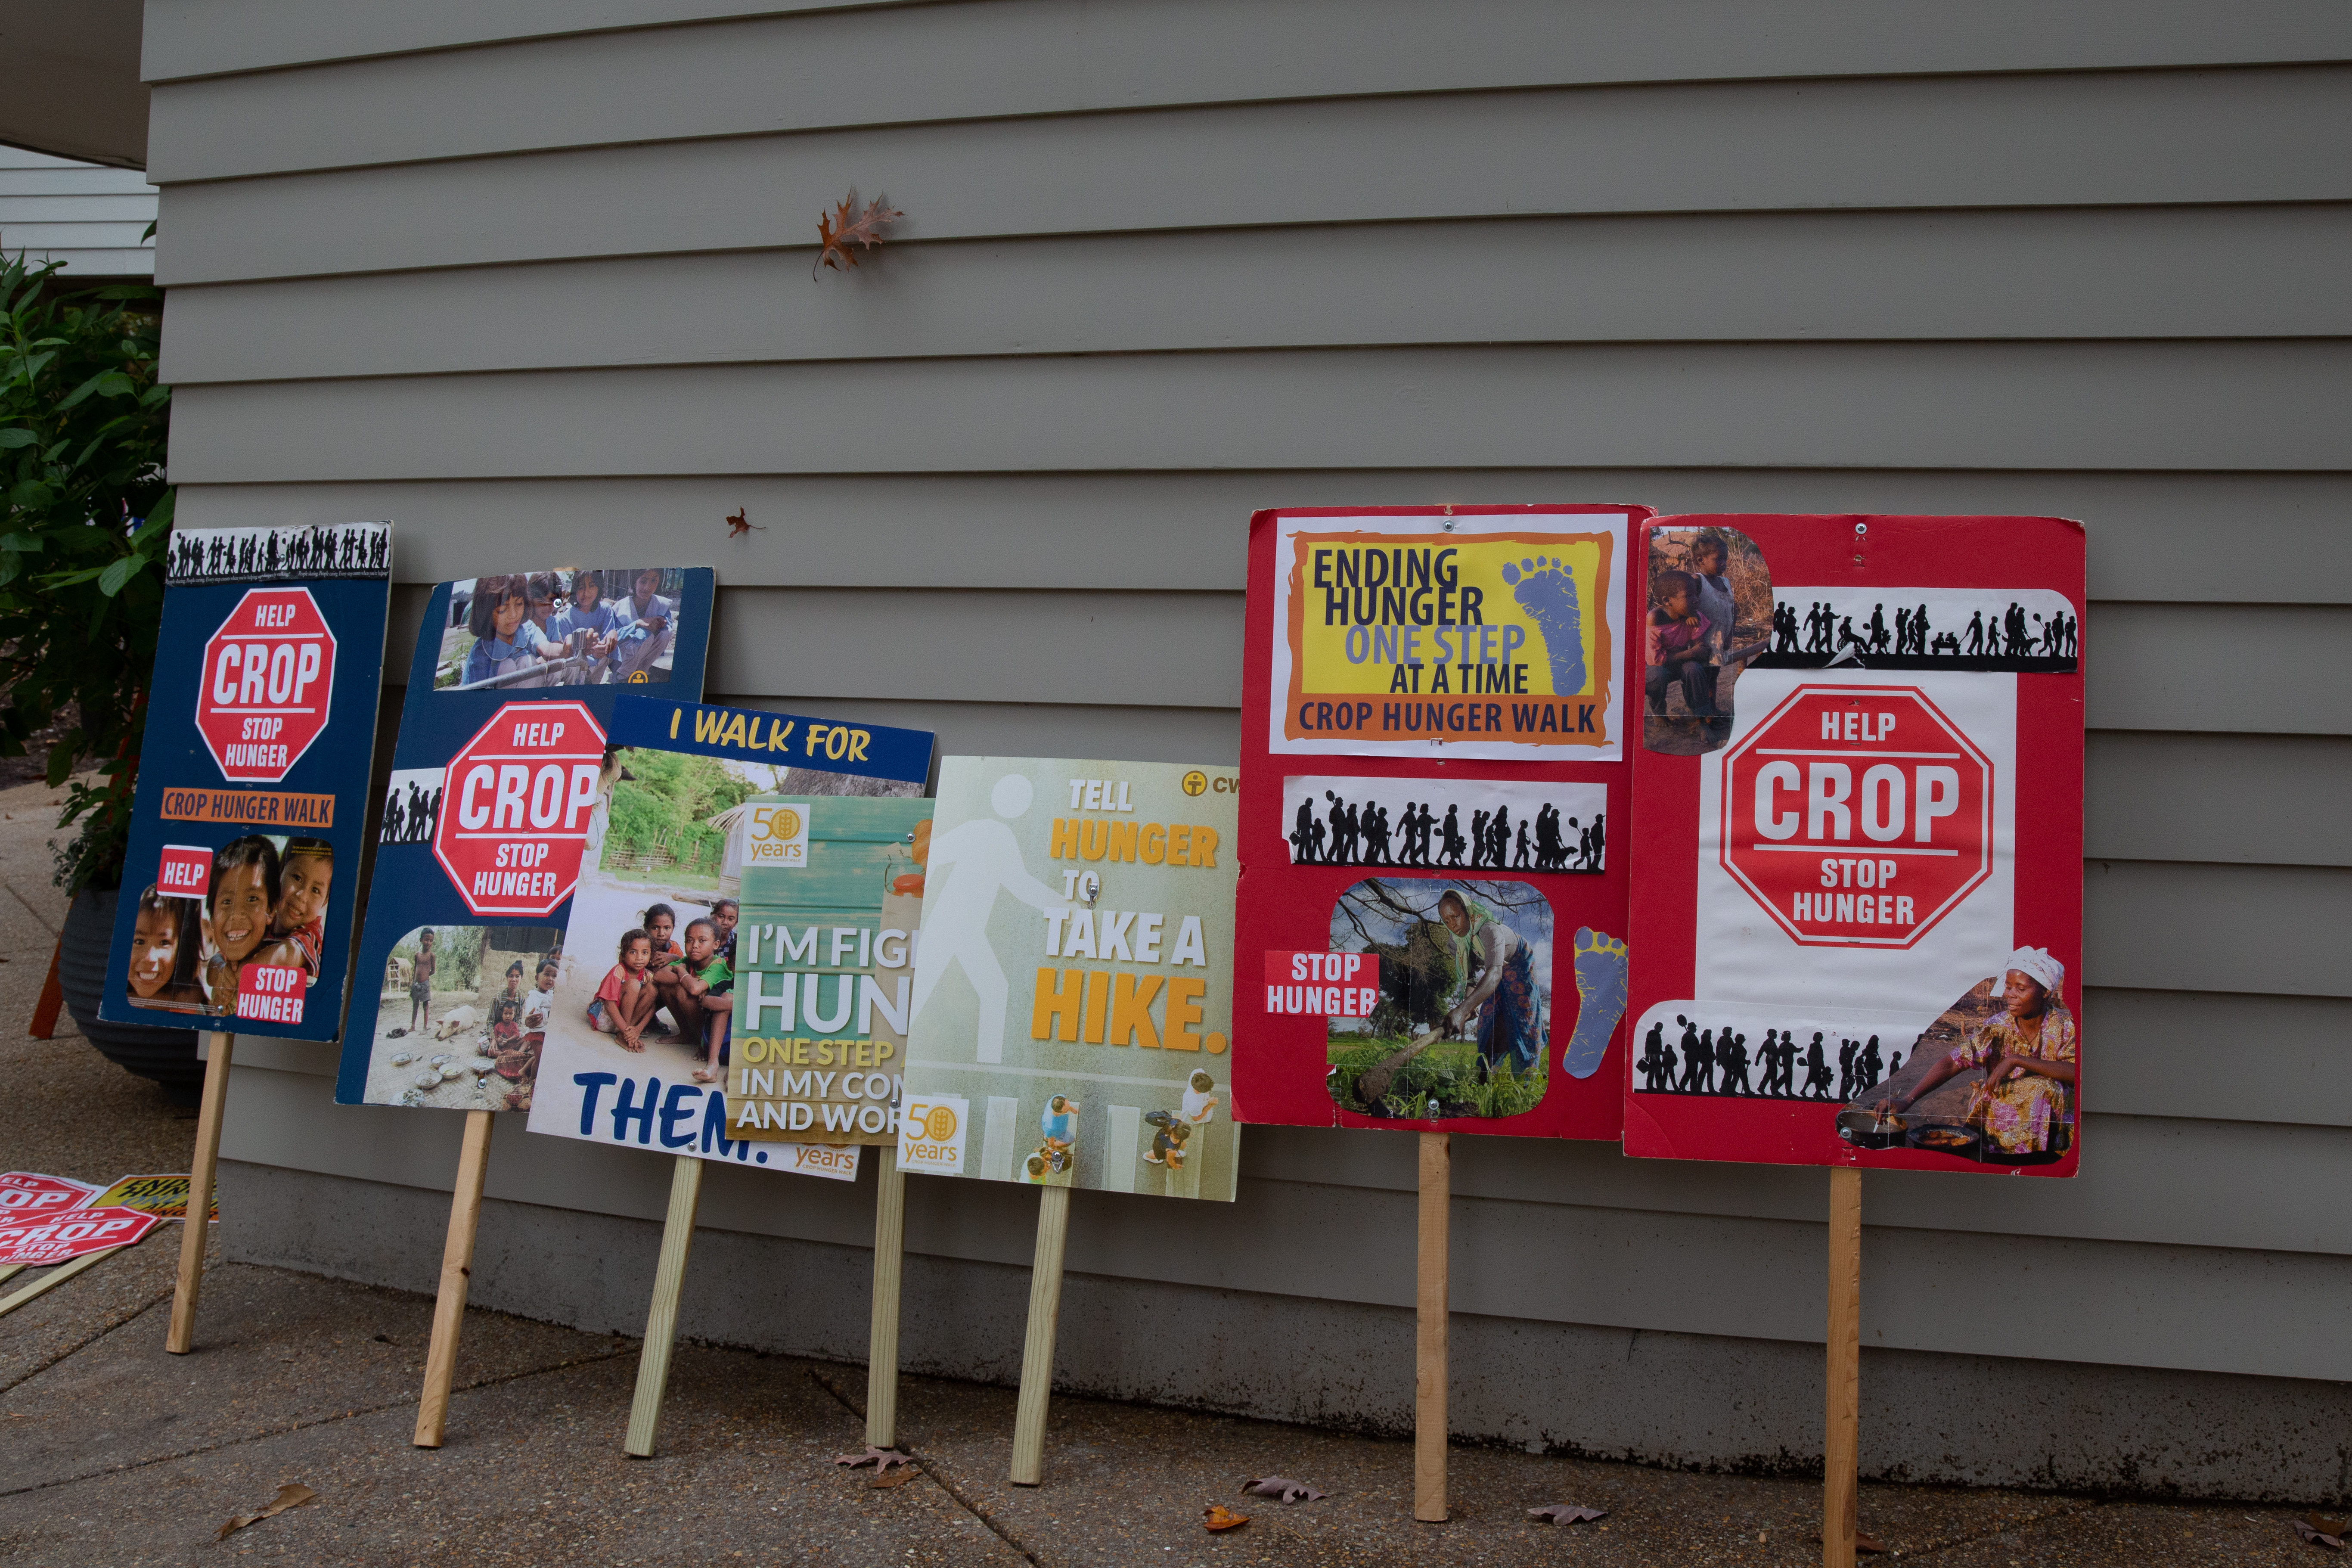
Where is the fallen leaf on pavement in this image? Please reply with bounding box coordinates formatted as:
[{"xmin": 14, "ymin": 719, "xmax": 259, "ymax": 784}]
[
  {"xmin": 870, "ymin": 1467, "xmax": 921, "ymax": 1490},
  {"xmin": 834, "ymin": 1446, "xmax": 915, "ymax": 1473},
  {"xmin": 1203, "ymin": 1505, "xmax": 1249, "ymax": 1531},
  {"xmin": 1242, "ymin": 1475, "xmax": 1327, "ymax": 1503},
  {"xmin": 2296, "ymin": 1518, "xmax": 2346, "ymax": 1549},
  {"xmin": 217, "ymin": 1483, "xmax": 316, "ymax": 1540},
  {"xmin": 1527, "ymin": 1504, "xmax": 1607, "ymax": 1524}
]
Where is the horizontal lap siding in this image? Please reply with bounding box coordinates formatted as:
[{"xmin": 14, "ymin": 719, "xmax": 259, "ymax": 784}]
[
  {"xmin": 151, "ymin": 68, "xmax": 2352, "ymax": 285},
  {"xmin": 147, "ymin": 6, "xmax": 2352, "ymax": 1384}
]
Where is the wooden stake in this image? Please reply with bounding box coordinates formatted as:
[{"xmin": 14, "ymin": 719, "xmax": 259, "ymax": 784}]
[
  {"xmin": 0, "ymin": 1245, "xmax": 125, "ymax": 1317},
  {"xmin": 1415, "ymin": 1131, "xmax": 1450, "ymax": 1523},
  {"xmin": 413, "ymin": 1109, "xmax": 495, "ymax": 1447},
  {"xmin": 624, "ymin": 1154, "xmax": 705, "ymax": 1458},
  {"xmin": 866, "ymin": 1149, "xmax": 907, "ymax": 1449},
  {"xmin": 166, "ymin": 1031, "xmax": 233, "ymax": 1355},
  {"xmin": 1823, "ymin": 1165, "xmax": 1862, "ymax": 1568},
  {"xmin": 0, "ymin": 1265, "xmax": 21, "ymax": 1288},
  {"xmin": 1008, "ymin": 1182, "xmax": 1071, "ymax": 1486}
]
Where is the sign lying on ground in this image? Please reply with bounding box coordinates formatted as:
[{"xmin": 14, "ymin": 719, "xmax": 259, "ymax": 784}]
[{"xmin": 0, "ymin": 1206, "xmax": 161, "ymax": 1265}]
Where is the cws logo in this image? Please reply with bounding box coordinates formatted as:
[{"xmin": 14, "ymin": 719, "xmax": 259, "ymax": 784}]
[
  {"xmin": 745, "ymin": 802, "xmax": 810, "ymax": 866},
  {"xmin": 897, "ymin": 1094, "xmax": 967, "ymax": 1174}
]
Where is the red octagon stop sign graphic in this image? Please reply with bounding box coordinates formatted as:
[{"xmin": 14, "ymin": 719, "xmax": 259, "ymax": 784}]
[
  {"xmin": 1721, "ymin": 685, "xmax": 1992, "ymax": 949},
  {"xmin": 433, "ymin": 701, "xmax": 608, "ymax": 917},
  {"xmin": 197, "ymin": 588, "xmax": 336, "ymax": 781}
]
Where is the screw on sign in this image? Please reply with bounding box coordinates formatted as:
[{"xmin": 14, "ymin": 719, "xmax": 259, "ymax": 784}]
[
  {"xmin": 433, "ymin": 701, "xmax": 609, "ymax": 917},
  {"xmin": 198, "ymin": 588, "xmax": 336, "ymax": 782},
  {"xmin": 0, "ymin": 1206, "xmax": 161, "ymax": 1266},
  {"xmin": 1720, "ymin": 685, "xmax": 1992, "ymax": 949}
]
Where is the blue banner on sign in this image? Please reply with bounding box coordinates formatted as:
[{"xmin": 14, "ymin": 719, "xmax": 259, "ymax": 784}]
[{"xmin": 608, "ymin": 696, "xmax": 936, "ymax": 787}]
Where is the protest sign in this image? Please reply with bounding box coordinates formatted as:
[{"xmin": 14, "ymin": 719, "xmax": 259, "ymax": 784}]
[
  {"xmin": 1623, "ymin": 515, "xmax": 2086, "ymax": 1175},
  {"xmin": 902, "ymin": 757, "xmax": 1242, "ymax": 1201},
  {"xmin": 0, "ymin": 1206, "xmax": 160, "ymax": 1266},
  {"xmin": 89, "ymin": 1174, "xmax": 215, "ymax": 1221},
  {"xmin": 104, "ymin": 524, "xmax": 393, "ymax": 1040},
  {"xmin": 0, "ymin": 1172, "xmax": 100, "ymax": 1217},
  {"xmin": 524, "ymin": 695, "xmax": 931, "ymax": 1166},
  {"xmin": 1232, "ymin": 507, "xmax": 1649, "ymax": 1143},
  {"xmin": 336, "ymin": 569, "xmax": 714, "ymax": 1112}
]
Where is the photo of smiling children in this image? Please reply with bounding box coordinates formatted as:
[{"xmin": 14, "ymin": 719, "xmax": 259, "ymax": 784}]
[
  {"xmin": 121, "ymin": 886, "xmax": 208, "ymax": 1015},
  {"xmin": 433, "ymin": 568, "xmax": 690, "ymax": 691}
]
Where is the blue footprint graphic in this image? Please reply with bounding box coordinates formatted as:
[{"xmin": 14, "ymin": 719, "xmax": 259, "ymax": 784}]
[
  {"xmin": 1500, "ymin": 557, "xmax": 1586, "ymax": 693},
  {"xmin": 1563, "ymin": 926, "xmax": 1628, "ymax": 1079}
]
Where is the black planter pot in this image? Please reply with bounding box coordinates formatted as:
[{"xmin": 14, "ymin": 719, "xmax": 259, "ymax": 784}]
[{"xmin": 59, "ymin": 887, "xmax": 204, "ymax": 1105}]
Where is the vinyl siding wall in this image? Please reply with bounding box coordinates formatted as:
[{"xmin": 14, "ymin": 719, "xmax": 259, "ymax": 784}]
[
  {"xmin": 0, "ymin": 146, "xmax": 156, "ymax": 277},
  {"xmin": 144, "ymin": 0, "xmax": 2352, "ymax": 1492}
]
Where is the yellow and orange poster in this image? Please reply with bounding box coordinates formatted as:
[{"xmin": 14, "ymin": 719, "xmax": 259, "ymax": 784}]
[{"xmin": 1265, "ymin": 510, "xmax": 1632, "ymax": 760}]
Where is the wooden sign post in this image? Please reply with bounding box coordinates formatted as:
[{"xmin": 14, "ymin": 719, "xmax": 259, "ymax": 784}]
[
  {"xmin": 866, "ymin": 1152, "xmax": 908, "ymax": 1448},
  {"xmin": 165, "ymin": 1031, "xmax": 234, "ymax": 1354},
  {"xmin": 1007, "ymin": 1184, "xmax": 1072, "ymax": 1486},
  {"xmin": 1822, "ymin": 1165, "xmax": 1862, "ymax": 1568},
  {"xmin": 1415, "ymin": 1131, "xmax": 1450, "ymax": 1523},
  {"xmin": 413, "ymin": 1109, "xmax": 494, "ymax": 1447},
  {"xmin": 624, "ymin": 1154, "xmax": 706, "ymax": 1457}
]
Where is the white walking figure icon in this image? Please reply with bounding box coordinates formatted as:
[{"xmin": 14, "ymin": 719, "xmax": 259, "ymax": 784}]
[{"xmin": 910, "ymin": 772, "xmax": 1069, "ymax": 1065}]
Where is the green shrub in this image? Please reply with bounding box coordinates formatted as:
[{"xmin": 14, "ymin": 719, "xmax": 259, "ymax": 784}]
[{"xmin": 0, "ymin": 249, "xmax": 172, "ymax": 894}]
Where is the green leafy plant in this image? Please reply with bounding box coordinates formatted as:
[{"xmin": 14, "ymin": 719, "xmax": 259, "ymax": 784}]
[{"xmin": 0, "ymin": 247, "xmax": 173, "ymax": 895}]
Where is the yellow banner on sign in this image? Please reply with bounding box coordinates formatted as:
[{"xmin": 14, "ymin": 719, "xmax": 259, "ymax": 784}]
[{"xmin": 1282, "ymin": 529, "xmax": 1617, "ymax": 750}]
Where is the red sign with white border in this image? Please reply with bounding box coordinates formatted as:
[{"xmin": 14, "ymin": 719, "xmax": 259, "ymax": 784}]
[
  {"xmin": 432, "ymin": 700, "xmax": 608, "ymax": 917},
  {"xmin": 0, "ymin": 1205, "xmax": 160, "ymax": 1265},
  {"xmin": 0, "ymin": 1171, "xmax": 101, "ymax": 1218},
  {"xmin": 196, "ymin": 587, "xmax": 337, "ymax": 782},
  {"xmin": 155, "ymin": 844, "xmax": 212, "ymax": 900},
  {"xmin": 1625, "ymin": 514, "xmax": 2084, "ymax": 1177}
]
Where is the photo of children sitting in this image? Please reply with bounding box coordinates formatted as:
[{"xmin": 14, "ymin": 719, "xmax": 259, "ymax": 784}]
[
  {"xmin": 1644, "ymin": 526, "xmax": 1773, "ymax": 758},
  {"xmin": 433, "ymin": 567, "xmax": 689, "ymax": 690}
]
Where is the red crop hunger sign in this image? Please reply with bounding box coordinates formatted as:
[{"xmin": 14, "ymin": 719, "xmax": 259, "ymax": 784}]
[
  {"xmin": 1720, "ymin": 684, "xmax": 1991, "ymax": 949},
  {"xmin": 197, "ymin": 588, "xmax": 336, "ymax": 781},
  {"xmin": 433, "ymin": 701, "xmax": 608, "ymax": 917}
]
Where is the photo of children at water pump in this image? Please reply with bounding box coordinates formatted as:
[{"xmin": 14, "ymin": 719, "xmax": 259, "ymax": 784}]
[
  {"xmin": 1324, "ymin": 878, "xmax": 1559, "ymax": 1120},
  {"xmin": 121, "ymin": 835, "xmax": 338, "ymax": 1019},
  {"xmin": 1848, "ymin": 947, "xmax": 2078, "ymax": 1164},
  {"xmin": 356, "ymin": 923, "xmax": 564, "ymax": 1110},
  {"xmin": 1281, "ymin": 775, "xmax": 1607, "ymax": 872},
  {"xmin": 432, "ymin": 567, "xmax": 690, "ymax": 691},
  {"xmin": 1643, "ymin": 525, "xmax": 1773, "ymax": 758}
]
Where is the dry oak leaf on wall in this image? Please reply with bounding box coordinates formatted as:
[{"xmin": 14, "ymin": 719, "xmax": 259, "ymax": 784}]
[{"xmin": 813, "ymin": 189, "xmax": 903, "ymax": 279}]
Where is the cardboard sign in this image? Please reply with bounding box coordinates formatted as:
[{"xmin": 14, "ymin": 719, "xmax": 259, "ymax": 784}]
[
  {"xmin": 900, "ymin": 758, "xmax": 1240, "ymax": 1199},
  {"xmin": 87, "ymin": 1173, "xmax": 215, "ymax": 1222},
  {"xmin": 0, "ymin": 1171, "xmax": 101, "ymax": 1217},
  {"xmin": 1233, "ymin": 506, "xmax": 1648, "ymax": 1140},
  {"xmin": 1624, "ymin": 515, "xmax": 2085, "ymax": 1175},
  {"xmin": 0, "ymin": 1205, "xmax": 160, "ymax": 1265},
  {"xmin": 337, "ymin": 569, "xmax": 714, "ymax": 1107},
  {"xmin": 723, "ymin": 795, "xmax": 934, "ymax": 1145},
  {"xmin": 520, "ymin": 696, "xmax": 931, "ymax": 1170},
  {"xmin": 103, "ymin": 524, "xmax": 393, "ymax": 1041}
]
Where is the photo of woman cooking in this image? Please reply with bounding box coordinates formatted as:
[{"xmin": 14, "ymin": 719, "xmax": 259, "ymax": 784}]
[{"xmin": 1850, "ymin": 945, "xmax": 2077, "ymax": 1163}]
